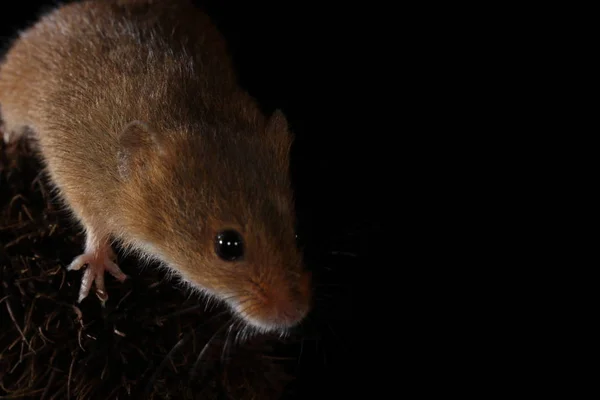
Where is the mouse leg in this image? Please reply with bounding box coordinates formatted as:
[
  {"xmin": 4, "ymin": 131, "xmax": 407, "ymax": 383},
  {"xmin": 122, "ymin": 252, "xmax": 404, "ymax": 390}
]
[{"xmin": 66, "ymin": 229, "xmax": 128, "ymax": 303}]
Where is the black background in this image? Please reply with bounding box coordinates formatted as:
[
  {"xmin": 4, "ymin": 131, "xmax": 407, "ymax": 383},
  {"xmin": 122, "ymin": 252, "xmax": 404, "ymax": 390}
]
[{"xmin": 0, "ymin": 1, "xmax": 377, "ymax": 399}]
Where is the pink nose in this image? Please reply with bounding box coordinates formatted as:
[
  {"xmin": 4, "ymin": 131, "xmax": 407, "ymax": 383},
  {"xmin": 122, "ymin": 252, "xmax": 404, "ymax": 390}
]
[
  {"xmin": 271, "ymin": 294, "xmax": 310, "ymax": 327},
  {"xmin": 243, "ymin": 271, "xmax": 312, "ymax": 331}
]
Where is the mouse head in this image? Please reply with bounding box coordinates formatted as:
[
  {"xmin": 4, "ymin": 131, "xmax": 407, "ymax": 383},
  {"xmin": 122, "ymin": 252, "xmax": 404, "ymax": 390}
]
[{"xmin": 116, "ymin": 110, "xmax": 311, "ymax": 334}]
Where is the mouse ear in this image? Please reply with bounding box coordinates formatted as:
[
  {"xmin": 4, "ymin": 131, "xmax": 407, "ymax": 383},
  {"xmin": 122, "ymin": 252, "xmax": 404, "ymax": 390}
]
[
  {"xmin": 266, "ymin": 109, "xmax": 294, "ymax": 158},
  {"xmin": 117, "ymin": 120, "xmax": 161, "ymax": 179}
]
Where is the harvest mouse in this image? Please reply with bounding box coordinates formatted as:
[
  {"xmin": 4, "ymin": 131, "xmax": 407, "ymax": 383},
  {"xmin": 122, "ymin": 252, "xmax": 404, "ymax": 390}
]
[{"xmin": 0, "ymin": 0, "xmax": 311, "ymax": 334}]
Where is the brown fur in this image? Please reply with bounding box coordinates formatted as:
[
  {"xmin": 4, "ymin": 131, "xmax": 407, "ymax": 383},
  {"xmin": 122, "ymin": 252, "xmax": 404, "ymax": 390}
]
[{"xmin": 0, "ymin": 0, "xmax": 311, "ymax": 332}]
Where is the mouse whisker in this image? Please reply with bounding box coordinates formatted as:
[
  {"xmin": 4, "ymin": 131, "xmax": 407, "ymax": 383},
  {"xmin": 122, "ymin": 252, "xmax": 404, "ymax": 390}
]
[
  {"xmin": 190, "ymin": 318, "xmax": 231, "ymax": 379},
  {"xmin": 325, "ymin": 320, "xmax": 348, "ymax": 353},
  {"xmin": 239, "ymin": 325, "xmax": 251, "ymax": 344},
  {"xmin": 220, "ymin": 321, "xmax": 235, "ymax": 366},
  {"xmin": 219, "ymin": 293, "xmax": 242, "ymax": 303},
  {"xmin": 145, "ymin": 329, "xmax": 193, "ymax": 394},
  {"xmin": 157, "ymin": 303, "xmax": 204, "ymax": 319},
  {"xmin": 234, "ymin": 319, "xmax": 247, "ymax": 345},
  {"xmin": 298, "ymin": 338, "xmax": 305, "ymax": 365},
  {"xmin": 328, "ymin": 250, "xmax": 358, "ymax": 258},
  {"xmin": 233, "ymin": 297, "xmax": 254, "ymax": 309},
  {"xmin": 233, "ymin": 318, "xmax": 257, "ymax": 345},
  {"xmin": 235, "ymin": 302, "xmax": 262, "ymax": 322}
]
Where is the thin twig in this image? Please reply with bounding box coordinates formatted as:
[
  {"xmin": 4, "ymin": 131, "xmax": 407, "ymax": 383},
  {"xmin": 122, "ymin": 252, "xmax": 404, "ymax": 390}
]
[{"xmin": 5, "ymin": 299, "xmax": 35, "ymax": 353}]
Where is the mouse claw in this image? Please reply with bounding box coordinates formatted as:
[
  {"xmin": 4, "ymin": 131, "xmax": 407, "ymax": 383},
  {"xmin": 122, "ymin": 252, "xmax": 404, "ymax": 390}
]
[{"xmin": 67, "ymin": 247, "xmax": 128, "ymax": 303}]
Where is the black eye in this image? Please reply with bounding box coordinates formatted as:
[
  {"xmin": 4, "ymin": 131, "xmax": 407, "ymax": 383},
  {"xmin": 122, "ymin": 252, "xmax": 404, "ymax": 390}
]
[{"xmin": 215, "ymin": 230, "xmax": 244, "ymax": 261}]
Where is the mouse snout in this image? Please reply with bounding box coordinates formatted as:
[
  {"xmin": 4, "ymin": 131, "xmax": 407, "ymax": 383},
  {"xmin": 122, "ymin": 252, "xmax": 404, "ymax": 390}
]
[{"xmin": 239, "ymin": 270, "xmax": 312, "ymax": 332}]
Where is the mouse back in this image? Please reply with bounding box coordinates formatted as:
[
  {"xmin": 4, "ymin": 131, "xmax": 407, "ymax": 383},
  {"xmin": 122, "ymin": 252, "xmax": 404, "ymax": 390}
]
[{"xmin": 0, "ymin": 0, "xmax": 312, "ymax": 334}]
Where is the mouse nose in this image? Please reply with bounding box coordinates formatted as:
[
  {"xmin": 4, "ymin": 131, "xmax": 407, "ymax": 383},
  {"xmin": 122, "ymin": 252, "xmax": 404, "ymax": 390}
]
[
  {"xmin": 242, "ymin": 270, "xmax": 312, "ymax": 332},
  {"xmin": 267, "ymin": 270, "xmax": 312, "ymax": 327}
]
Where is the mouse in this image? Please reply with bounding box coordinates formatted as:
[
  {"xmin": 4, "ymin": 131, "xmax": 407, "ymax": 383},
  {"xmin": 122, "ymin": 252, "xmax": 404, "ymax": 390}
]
[{"xmin": 0, "ymin": 0, "xmax": 311, "ymax": 335}]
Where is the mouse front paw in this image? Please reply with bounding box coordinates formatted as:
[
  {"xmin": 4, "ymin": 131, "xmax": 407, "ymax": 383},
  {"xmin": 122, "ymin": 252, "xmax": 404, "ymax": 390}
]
[{"xmin": 67, "ymin": 247, "xmax": 128, "ymax": 303}]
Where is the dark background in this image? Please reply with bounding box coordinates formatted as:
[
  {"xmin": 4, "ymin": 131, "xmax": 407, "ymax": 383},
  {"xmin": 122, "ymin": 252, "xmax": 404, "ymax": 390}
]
[{"xmin": 0, "ymin": 1, "xmax": 377, "ymax": 398}]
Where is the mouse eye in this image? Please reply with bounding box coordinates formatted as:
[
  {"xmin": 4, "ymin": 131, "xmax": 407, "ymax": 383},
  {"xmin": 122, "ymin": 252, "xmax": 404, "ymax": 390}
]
[{"xmin": 214, "ymin": 230, "xmax": 244, "ymax": 261}]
